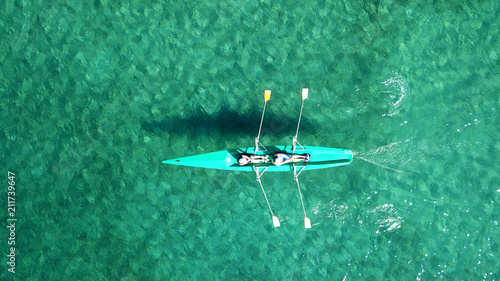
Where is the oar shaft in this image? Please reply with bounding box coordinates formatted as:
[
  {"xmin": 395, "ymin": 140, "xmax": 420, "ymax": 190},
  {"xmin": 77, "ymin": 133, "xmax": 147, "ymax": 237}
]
[
  {"xmin": 295, "ymin": 179, "xmax": 307, "ymax": 217},
  {"xmin": 258, "ymin": 178, "xmax": 274, "ymax": 216},
  {"xmin": 295, "ymin": 99, "xmax": 305, "ymax": 138},
  {"xmin": 257, "ymin": 101, "xmax": 267, "ymax": 140}
]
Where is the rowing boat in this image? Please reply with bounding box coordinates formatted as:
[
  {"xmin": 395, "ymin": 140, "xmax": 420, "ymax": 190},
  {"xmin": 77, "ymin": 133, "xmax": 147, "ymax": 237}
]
[
  {"xmin": 163, "ymin": 89, "xmax": 353, "ymax": 228},
  {"xmin": 162, "ymin": 145, "xmax": 352, "ymax": 171}
]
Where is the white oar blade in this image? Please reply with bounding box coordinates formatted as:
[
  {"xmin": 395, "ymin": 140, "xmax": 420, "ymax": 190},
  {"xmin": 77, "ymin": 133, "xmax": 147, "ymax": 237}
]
[
  {"xmin": 272, "ymin": 216, "xmax": 280, "ymax": 227},
  {"xmin": 264, "ymin": 90, "xmax": 271, "ymax": 101},
  {"xmin": 302, "ymin": 88, "xmax": 309, "ymax": 100},
  {"xmin": 304, "ymin": 217, "xmax": 311, "ymax": 228}
]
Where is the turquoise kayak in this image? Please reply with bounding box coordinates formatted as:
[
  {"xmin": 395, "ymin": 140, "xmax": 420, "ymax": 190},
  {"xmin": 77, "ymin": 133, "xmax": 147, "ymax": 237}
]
[{"xmin": 162, "ymin": 145, "xmax": 353, "ymax": 171}]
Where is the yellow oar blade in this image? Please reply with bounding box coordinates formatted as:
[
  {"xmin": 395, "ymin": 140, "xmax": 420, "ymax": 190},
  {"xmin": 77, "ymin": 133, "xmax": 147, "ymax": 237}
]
[
  {"xmin": 302, "ymin": 88, "xmax": 309, "ymax": 100},
  {"xmin": 264, "ymin": 90, "xmax": 271, "ymax": 101}
]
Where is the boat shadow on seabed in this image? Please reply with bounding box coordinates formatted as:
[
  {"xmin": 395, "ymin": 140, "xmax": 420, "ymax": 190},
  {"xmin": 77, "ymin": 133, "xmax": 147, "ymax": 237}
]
[{"xmin": 141, "ymin": 108, "xmax": 312, "ymax": 138}]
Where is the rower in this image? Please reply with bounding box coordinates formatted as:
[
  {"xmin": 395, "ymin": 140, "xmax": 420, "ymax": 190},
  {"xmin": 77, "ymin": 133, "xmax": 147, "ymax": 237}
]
[
  {"xmin": 237, "ymin": 154, "xmax": 269, "ymax": 166},
  {"xmin": 273, "ymin": 153, "xmax": 310, "ymax": 166}
]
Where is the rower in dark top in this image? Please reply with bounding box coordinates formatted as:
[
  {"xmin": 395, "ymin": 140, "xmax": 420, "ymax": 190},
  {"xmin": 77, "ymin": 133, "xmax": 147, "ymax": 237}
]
[{"xmin": 273, "ymin": 153, "xmax": 310, "ymax": 166}]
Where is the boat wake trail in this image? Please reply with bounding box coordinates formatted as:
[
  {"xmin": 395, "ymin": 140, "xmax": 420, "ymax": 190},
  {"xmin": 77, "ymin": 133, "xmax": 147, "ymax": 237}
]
[
  {"xmin": 356, "ymin": 155, "xmax": 404, "ymax": 173},
  {"xmin": 355, "ymin": 133, "xmax": 488, "ymax": 175},
  {"xmin": 354, "ymin": 140, "xmax": 416, "ymax": 173}
]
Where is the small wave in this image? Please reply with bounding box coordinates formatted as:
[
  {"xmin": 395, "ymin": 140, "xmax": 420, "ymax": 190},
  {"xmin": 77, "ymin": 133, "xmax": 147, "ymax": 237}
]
[
  {"xmin": 369, "ymin": 203, "xmax": 403, "ymax": 233},
  {"xmin": 380, "ymin": 72, "xmax": 409, "ymax": 117},
  {"xmin": 311, "ymin": 201, "xmax": 403, "ymax": 233},
  {"xmin": 312, "ymin": 200, "xmax": 350, "ymax": 220}
]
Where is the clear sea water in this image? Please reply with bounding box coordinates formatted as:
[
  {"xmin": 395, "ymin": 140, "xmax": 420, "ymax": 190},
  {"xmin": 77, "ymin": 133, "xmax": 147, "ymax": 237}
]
[{"xmin": 1, "ymin": 0, "xmax": 499, "ymax": 280}]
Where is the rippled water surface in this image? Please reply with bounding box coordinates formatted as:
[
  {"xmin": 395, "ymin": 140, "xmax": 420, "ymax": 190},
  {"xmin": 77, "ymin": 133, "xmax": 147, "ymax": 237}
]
[{"xmin": 1, "ymin": 0, "xmax": 499, "ymax": 280}]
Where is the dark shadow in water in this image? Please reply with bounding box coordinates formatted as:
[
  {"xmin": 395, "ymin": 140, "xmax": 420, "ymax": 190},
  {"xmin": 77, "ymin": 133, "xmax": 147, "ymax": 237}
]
[{"xmin": 142, "ymin": 108, "xmax": 313, "ymax": 138}]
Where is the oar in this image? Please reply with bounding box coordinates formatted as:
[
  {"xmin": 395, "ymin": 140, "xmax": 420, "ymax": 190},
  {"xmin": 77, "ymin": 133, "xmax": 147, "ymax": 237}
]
[
  {"xmin": 255, "ymin": 167, "xmax": 280, "ymax": 227},
  {"xmin": 293, "ymin": 89, "xmax": 311, "ymax": 228},
  {"xmin": 294, "ymin": 165, "xmax": 311, "ymax": 228},
  {"xmin": 253, "ymin": 90, "xmax": 278, "ymax": 227},
  {"xmin": 293, "ymin": 88, "xmax": 308, "ymax": 153},
  {"xmin": 255, "ymin": 90, "xmax": 271, "ymax": 153}
]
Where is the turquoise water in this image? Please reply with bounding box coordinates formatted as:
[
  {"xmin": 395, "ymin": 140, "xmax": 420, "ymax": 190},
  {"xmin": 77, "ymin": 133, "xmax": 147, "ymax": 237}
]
[{"xmin": 1, "ymin": 0, "xmax": 499, "ymax": 279}]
